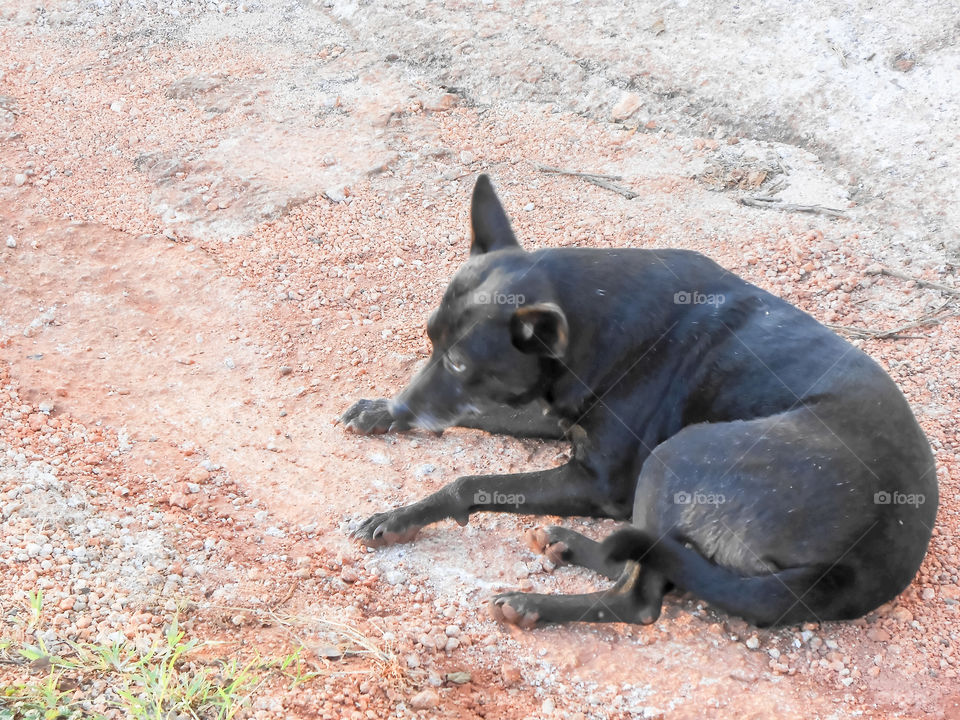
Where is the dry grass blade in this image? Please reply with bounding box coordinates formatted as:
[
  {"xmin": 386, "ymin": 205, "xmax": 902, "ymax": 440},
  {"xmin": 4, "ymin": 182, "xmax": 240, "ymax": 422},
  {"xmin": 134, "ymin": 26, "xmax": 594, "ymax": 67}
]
[
  {"xmin": 203, "ymin": 603, "xmax": 415, "ymax": 690},
  {"xmin": 269, "ymin": 580, "xmax": 301, "ymax": 610},
  {"xmin": 270, "ymin": 610, "xmax": 413, "ymax": 689}
]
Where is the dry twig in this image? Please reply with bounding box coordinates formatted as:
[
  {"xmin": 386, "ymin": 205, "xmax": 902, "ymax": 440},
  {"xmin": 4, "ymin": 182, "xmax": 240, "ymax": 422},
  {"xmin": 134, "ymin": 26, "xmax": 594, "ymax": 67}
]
[
  {"xmin": 828, "ymin": 299, "xmax": 960, "ymax": 340},
  {"xmin": 533, "ymin": 163, "xmax": 623, "ymax": 181},
  {"xmin": 535, "ymin": 163, "xmax": 639, "ymax": 199},
  {"xmin": 868, "ymin": 266, "xmax": 960, "ymax": 296},
  {"xmin": 739, "ymin": 196, "xmax": 847, "ymax": 218}
]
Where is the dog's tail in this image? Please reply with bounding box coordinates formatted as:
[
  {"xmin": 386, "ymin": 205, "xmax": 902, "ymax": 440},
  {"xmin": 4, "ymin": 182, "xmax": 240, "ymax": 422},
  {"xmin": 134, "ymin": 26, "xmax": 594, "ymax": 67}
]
[{"xmin": 603, "ymin": 528, "xmax": 858, "ymax": 626}]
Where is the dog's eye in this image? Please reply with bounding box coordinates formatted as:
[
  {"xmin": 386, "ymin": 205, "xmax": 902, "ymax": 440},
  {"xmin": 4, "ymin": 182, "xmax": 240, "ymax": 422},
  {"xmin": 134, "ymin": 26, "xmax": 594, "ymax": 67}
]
[{"xmin": 443, "ymin": 353, "xmax": 468, "ymax": 374}]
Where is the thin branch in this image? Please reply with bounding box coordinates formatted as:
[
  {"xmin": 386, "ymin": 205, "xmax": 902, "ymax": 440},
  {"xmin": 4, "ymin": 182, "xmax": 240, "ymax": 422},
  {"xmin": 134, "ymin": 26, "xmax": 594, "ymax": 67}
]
[
  {"xmin": 869, "ymin": 266, "xmax": 960, "ymax": 296},
  {"xmin": 535, "ymin": 163, "xmax": 639, "ymax": 199},
  {"xmin": 739, "ymin": 196, "xmax": 847, "ymax": 218},
  {"xmin": 585, "ymin": 177, "xmax": 639, "ymax": 199},
  {"xmin": 828, "ymin": 300, "xmax": 960, "ymax": 340},
  {"xmin": 534, "ymin": 163, "xmax": 623, "ymax": 181},
  {"xmin": 874, "ymin": 309, "xmax": 960, "ymax": 339}
]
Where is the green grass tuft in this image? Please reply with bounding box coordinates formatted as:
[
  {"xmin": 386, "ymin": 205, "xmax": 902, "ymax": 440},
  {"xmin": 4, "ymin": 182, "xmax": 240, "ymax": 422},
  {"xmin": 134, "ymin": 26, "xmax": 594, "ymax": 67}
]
[{"xmin": 1, "ymin": 594, "xmax": 262, "ymax": 720}]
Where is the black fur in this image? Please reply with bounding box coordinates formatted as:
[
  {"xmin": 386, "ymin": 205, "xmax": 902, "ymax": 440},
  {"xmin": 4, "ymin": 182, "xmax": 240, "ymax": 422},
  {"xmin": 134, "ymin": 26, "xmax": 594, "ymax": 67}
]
[{"xmin": 341, "ymin": 175, "xmax": 937, "ymax": 627}]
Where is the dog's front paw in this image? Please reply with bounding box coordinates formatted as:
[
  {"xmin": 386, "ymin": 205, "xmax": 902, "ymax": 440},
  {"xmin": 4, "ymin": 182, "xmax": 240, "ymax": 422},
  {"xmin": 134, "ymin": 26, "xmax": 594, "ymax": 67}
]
[
  {"xmin": 340, "ymin": 398, "xmax": 400, "ymax": 435},
  {"xmin": 489, "ymin": 592, "xmax": 542, "ymax": 630},
  {"xmin": 352, "ymin": 508, "xmax": 424, "ymax": 548}
]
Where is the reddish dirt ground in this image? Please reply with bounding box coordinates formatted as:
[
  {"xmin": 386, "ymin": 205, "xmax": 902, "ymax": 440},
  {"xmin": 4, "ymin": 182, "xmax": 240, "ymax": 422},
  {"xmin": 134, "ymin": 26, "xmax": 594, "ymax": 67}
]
[{"xmin": 2, "ymin": 2, "xmax": 960, "ymax": 719}]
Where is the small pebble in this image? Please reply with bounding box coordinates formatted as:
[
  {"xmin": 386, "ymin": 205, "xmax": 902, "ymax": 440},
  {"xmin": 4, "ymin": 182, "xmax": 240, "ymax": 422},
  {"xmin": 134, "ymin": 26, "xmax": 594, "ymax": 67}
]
[
  {"xmin": 313, "ymin": 645, "xmax": 341, "ymax": 659},
  {"xmin": 325, "ymin": 186, "xmax": 346, "ymax": 203},
  {"xmin": 5, "ymin": 235, "xmax": 15, "ymax": 248},
  {"xmin": 889, "ymin": 607, "xmax": 913, "ymax": 623},
  {"xmin": 409, "ymin": 689, "xmax": 439, "ymax": 709},
  {"xmin": 500, "ymin": 663, "xmax": 522, "ymax": 686},
  {"xmin": 384, "ymin": 570, "xmax": 407, "ymax": 585}
]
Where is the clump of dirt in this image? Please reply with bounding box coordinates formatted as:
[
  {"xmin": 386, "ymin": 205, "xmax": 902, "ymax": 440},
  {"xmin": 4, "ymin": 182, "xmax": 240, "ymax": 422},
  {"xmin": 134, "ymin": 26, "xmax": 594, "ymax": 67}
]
[{"xmin": 696, "ymin": 144, "xmax": 784, "ymax": 191}]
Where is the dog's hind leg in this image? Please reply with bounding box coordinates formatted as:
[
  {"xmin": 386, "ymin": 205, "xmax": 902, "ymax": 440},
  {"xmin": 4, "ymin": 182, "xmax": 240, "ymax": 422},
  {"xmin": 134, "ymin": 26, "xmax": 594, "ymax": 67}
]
[
  {"xmin": 604, "ymin": 527, "xmax": 863, "ymax": 626},
  {"xmin": 490, "ymin": 562, "xmax": 668, "ymax": 628},
  {"xmin": 525, "ymin": 526, "xmax": 626, "ymax": 580}
]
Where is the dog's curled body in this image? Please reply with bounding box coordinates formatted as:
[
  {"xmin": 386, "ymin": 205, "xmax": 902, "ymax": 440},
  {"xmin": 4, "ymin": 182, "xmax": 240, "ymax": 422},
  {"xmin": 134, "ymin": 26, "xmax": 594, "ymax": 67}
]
[{"xmin": 342, "ymin": 175, "xmax": 937, "ymax": 628}]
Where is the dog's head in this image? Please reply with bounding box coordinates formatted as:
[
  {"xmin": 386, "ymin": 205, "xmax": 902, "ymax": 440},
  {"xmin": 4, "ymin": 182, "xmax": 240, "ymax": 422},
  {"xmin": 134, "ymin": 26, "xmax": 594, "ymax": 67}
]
[{"xmin": 389, "ymin": 175, "xmax": 568, "ymax": 432}]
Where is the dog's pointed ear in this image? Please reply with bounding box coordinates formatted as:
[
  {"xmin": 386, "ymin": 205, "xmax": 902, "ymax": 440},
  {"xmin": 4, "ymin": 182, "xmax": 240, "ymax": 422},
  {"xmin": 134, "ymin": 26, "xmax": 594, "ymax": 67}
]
[
  {"xmin": 470, "ymin": 174, "xmax": 521, "ymax": 256},
  {"xmin": 510, "ymin": 303, "xmax": 569, "ymax": 358}
]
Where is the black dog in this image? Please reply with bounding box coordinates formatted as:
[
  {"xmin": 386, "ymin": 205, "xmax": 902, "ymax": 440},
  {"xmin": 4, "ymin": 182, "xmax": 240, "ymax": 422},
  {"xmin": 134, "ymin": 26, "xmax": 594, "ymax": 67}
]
[{"xmin": 341, "ymin": 175, "xmax": 937, "ymax": 628}]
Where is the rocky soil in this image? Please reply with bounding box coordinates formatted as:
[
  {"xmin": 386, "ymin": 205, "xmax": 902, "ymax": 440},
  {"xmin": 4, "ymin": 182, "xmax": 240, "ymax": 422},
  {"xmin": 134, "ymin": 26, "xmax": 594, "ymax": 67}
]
[{"xmin": 1, "ymin": 1, "xmax": 959, "ymax": 718}]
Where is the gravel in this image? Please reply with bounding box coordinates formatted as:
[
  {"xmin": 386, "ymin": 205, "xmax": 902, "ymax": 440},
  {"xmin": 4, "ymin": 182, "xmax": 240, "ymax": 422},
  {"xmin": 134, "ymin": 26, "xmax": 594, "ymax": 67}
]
[
  {"xmin": 2, "ymin": 0, "xmax": 959, "ymax": 717},
  {"xmin": 0, "ymin": 398, "xmax": 183, "ymax": 651}
]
